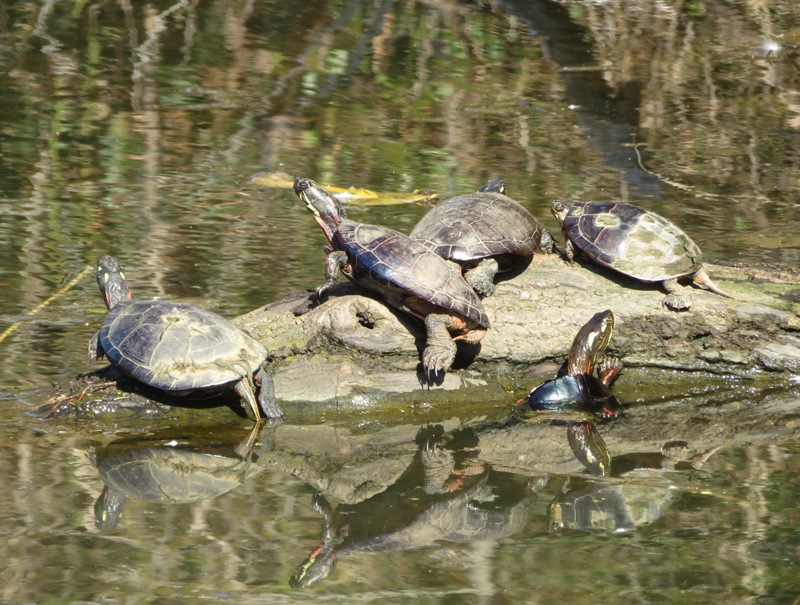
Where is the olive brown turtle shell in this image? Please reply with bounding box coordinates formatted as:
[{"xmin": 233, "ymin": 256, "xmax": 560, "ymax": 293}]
[
  {"xmin": 335, "ymin": 220, "xmax": 490, "ymax": 329},
  {"xmin": 99, "ymin": 299, "xmax": 268, "ymax": 392},
  {"xmin": 559, "ymin": 201, "xmax": 703, "ymax": 282},
  {"xmin": 409, "ymin": 192, "xmax": 546, "ymax": 266}
]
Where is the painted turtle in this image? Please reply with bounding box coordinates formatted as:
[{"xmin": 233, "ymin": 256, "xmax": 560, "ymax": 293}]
[
  {"xmin": 525, "ymin": 310, "xmax": 622, "ymax": 475},
  {"xmin": 526, "ymin": 309, "xmax": 621, "ymax": 419},
  {"xmin": 551, "ymin": 200, "xmax": 733, "ymax": 311},
  {"xmin": 89, "ymin": 255, "xmax": 282, "ymax": 421},
  {"xmin": 409, "ymin": 178, "xmax": 553, "ymax": 296},
  {"xmin": 293, "ymin": 177, "xmax": 490, "ymax": 375}
]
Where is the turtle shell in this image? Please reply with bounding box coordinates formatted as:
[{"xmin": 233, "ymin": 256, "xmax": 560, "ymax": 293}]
[
  {"xmin": 333, "ymin": 220, "xmax": 490, "ymax": 329},
  {"xmin": 99, "ymin": 300, "xmax": 267, "ymax": 391},
  {"xmin": 562, "ymin": 201, "xmax": 703, "ymax": 282},
  {"xmin": 96, "ymin": 446, "xmax": 246, "ymax": 504},
  {"xmin": 526, "ymin": 374, "xmax": 620, "ymax": 419},
  {"xmin": 410, "ymin": 192, "xmax": 545, "ymax": 265}
]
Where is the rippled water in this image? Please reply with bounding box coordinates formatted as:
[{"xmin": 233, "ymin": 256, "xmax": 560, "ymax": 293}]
[{"xmin": 1, "ymin": 0, "xmax": 799, "ymax": 602}]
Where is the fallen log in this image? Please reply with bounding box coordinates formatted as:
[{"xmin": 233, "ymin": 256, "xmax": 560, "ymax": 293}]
[{"xmin": 235, "ymin": 255, "xmax": 800, "ymax": 407}]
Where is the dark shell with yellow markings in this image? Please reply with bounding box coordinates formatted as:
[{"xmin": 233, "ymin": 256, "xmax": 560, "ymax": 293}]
[{"xmin": 559, "ymin": 201, "xmax": 703, "ymax": 281}]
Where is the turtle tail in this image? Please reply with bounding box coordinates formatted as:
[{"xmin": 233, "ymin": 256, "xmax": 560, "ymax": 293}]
[{"xmin": 694, "ymin": 268, "xmax": 735, "ymax": 300}]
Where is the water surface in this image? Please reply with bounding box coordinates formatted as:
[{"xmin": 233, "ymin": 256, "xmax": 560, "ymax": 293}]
[{"xmin": 1, "ymin": 0, "xmax": 799, "ymax": 602}]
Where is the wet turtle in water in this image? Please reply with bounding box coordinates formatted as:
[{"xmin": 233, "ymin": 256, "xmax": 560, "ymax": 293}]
[
  {"xmin": 525, "ymin": 310, "xmax": 623, "ymax": 476},
  {"xmin": 93, "ymin": 424, "xmax": 270, "ymax": 529},
  {"xmin": 551, "ymin": 200, "xmax": 734, "ymax": 311},
  {"xmin": 409, "ymin": 178, "xmax": 553, "ymax": 296},
  {"xmin": 293, "ymin": 177, "xmax": 490, "ymax": 375},
  {"xmin": 89, "ymin": 255, "xmax": 283, "ymax": 420}
]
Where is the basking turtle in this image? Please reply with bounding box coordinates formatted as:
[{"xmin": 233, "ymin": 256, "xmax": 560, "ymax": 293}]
[
  {"xmin": 551, "ymin": 200, "xmax": 733, "ymax": 311},
  {"xmin": 409, "ymin": 178, "xmax": 553, "ymax": 296},
  {"xmin": 89, "ymin": 255, "xmax": 282, "ymax": 420},
  {"xmin": 525, "ymin": 310, "xmax": 622, "ymax": 476},
  {"xmin": 293, "ymin": 177, "xmax": 490, "ymax": 375}
]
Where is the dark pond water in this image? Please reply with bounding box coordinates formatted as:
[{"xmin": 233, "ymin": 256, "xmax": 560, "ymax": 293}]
[{"xmin": 1, "ymin": 0, "xmax": 800, "ymax": 602}]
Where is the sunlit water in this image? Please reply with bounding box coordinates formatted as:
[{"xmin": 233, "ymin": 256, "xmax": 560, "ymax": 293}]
[{"xmin": 1, "ymin": 0, "xmax": 799, "ymax": 601}]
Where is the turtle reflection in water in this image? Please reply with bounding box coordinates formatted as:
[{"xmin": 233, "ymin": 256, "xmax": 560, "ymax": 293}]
[
  {"xmin": 290, "ymin": 442, "xmax": 531, "ymax": 589},
  {"xmin": 548, "ymin": 442, "xmax": 695, "ymax": 533},
  {"xmin": 93, "ymin": 424, "xmax": 271, "ymax": 529},
  {"xmin": 551, "ymin": 200, "xmax": 734, "ymax": 311},
  {"xmin": 89, "ymin": 255, "xmax": 282, "ymax": 420},
  {"xmin": 293, "ymin": 177, "xmax": 490, "ymax": 376},
  {"xmin": 523, "ymin": 310, "xmax": 622, "ymax": 476},
  {"xmin": 409, "ymin": 178, "xmax": 553, "ymax": 297}
]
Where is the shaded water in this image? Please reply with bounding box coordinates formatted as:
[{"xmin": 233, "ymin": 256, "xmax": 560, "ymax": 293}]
[{"xmin": 1, "ymin": 0, "xmax": 799, "ymax": 602}]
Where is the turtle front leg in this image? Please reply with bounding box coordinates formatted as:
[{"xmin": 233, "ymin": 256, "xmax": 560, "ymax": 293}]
[
  {"xmin": 661, "ymin": 278, "xmax": 692, "ymax": 311},
  {"xmin": 254, "ymin": 365, "xmax": 284, "ymax": 420},
  {"xmin": 463, "ymin": 258, "xmax": 499, "ymax": 297},
  {"xmin": 422, "ymin": 313, "xmax": 459, "ymax": 375},
  {"xmin": 318, "ymin": 250, "xmax": 348, "ymax": 299},
  {"xmin": 596, "ymin": 356, "xmax": 623, "ymax": 388}
]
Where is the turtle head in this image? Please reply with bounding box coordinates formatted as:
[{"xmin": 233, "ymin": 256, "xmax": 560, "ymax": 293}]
[
  {"xmin": 550, "ymin": 200, "xmax": 569, "ymax": 225},
  {"xmin": 96, "ymin": 255, "xmax": 132, "ymax": 311},
  {"xmin": 567, "ymin": 310, "xmax": 614, "ymax": 375},
  {"xmin": 293, "ymin": 177, "xmax": 345, "ymax": 242},
  {"xmin": 94, "ymin": 485, "xmax": 127, "ymax": 530},
  {"xmin": 289, "ymin": 543, "xmax": 337, "ymax": 589},
  {"xmin": 479, "ymin": 177, "xmax": 506, "ymax": 195}
]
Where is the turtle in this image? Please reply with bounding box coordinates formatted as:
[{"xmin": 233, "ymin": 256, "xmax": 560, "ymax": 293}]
[
  {"xmin": 551, "ymin": 200, "xmax": 734, "ymax": 311},
  {"xmin": 88, "ymin": 255, "xmax": 283, "ymax": 421},
  {"xmin": 409, "ymin": 177, "xmax": 553, "ymax": 296},
  {"xmin": 525, "ymin": 310, "xmax": 623, "ymax": 476},
  {"xmin": 293, "ymin": 177, "xmax": 490, "ymax": 375}
]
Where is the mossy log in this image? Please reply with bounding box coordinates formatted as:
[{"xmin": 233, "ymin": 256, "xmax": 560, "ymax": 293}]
[{"xmin": 236, "ymin": 255, "xmax": 800, "ymax": 408}]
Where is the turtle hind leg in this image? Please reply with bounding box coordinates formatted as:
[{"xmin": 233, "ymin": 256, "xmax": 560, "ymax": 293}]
[
  {"xmin": 661, "ymin": 278, "xmax": 692, "ymax": 311},
  {"xmin": 234, "ymin": 376, "xmax": 262, "ymax": 421},
  {"xmin": 254, "ymin": 365, "xmax": 284, "ymax": 420},
  {"xmin": 463, "ymin": 258, "xmax": 499, "ymax": 297},
  {"xmin": 693, "ymin": 267, "xmax": 735, "ymax": 300},
  {"xmin": 317, "ymin": 250, "xmax": 348, "ymax": 299}
]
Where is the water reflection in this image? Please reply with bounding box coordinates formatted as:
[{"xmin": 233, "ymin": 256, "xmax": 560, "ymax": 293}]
[
  {"xmin": 291, "ymin": 436, "xmax": 532, "ymax": 589},
  {"xmin": 91, "ymin": 423, "xmax": 271, "ymax": 529},
  {"xmin": 548, "ymin": 444, "xmax": 695, "ymax": 533}
]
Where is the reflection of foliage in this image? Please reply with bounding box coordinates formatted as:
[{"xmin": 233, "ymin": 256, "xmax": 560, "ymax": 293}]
[
  {"xmin": 557, "ymin": 0, "xmax": 800, "ymax": 260},
  {"xmin": 1, "ymin": 0, "xmax": 799, "ymax": 387}
]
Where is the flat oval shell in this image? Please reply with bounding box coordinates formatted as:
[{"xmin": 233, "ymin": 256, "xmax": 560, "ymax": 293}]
[
  {"xmin": 334, "ymin": 221, "xmax": 490, "ymax": 328},
  {"xmin": 100, "ymin": 300, "xmax": 266, "ymax": 391},
  {"xmin": 563, "ymin": 201, "xmax": 703, "ymax": 281},
  {"xmin": 410, "ymin": 192, "xmax": 544, "ymax": 261}
]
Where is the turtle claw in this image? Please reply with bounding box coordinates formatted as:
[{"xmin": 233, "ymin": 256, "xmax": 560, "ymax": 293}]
[
  {"xmin": 421, "ymin": 342, "xmax": 456, "ymax": 377},
  {"xmin": 663, "ymin": 291, "xmax": 692, "ymax": 311}
]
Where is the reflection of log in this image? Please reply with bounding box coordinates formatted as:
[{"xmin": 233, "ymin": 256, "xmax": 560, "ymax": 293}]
[
  {"xmin": 234, "ymin": 255, "xmax": 800, "ymax": 406},
  {"xmin": 33, "ymin": 255, "xmax": 799, "ymax": 489}
]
